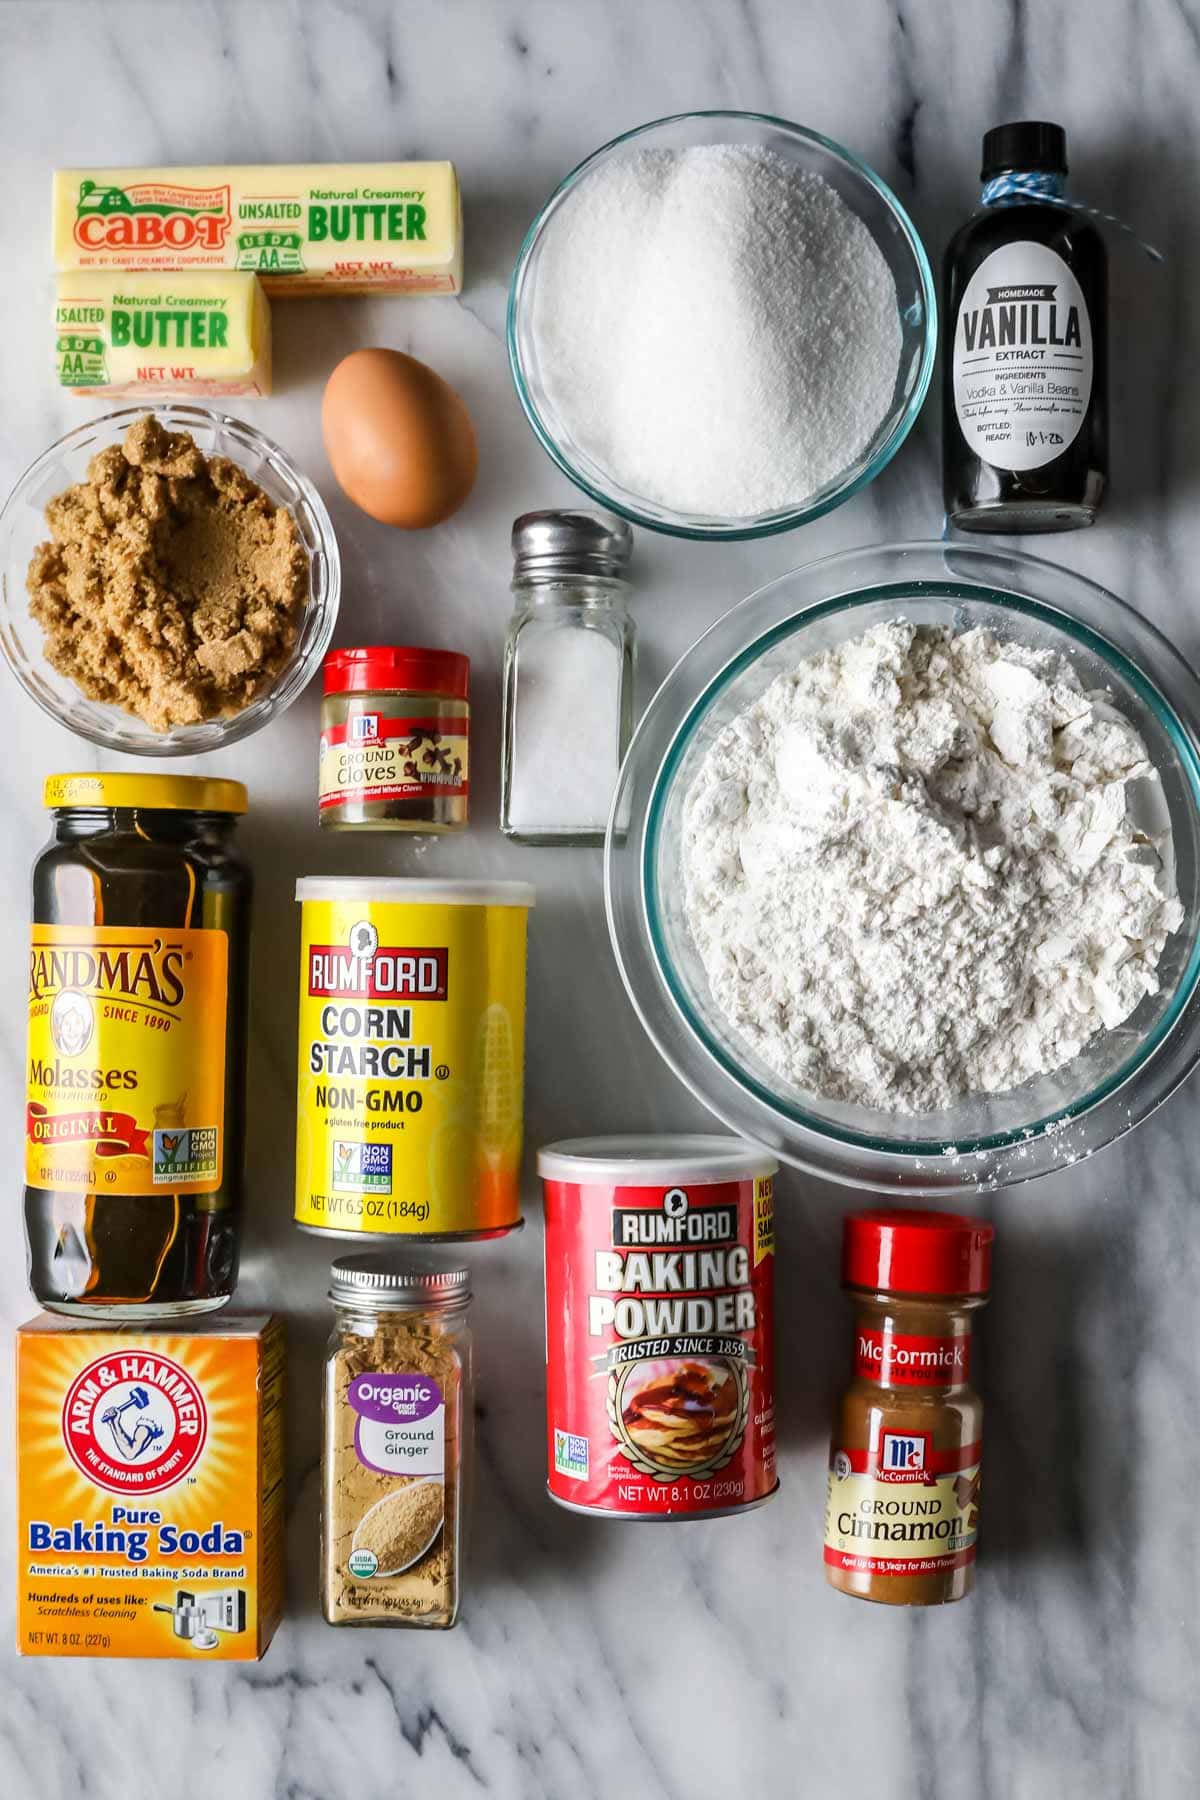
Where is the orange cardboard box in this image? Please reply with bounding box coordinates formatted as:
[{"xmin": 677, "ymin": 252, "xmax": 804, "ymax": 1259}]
[{"xmin": 16, "ymin": 1313, "xmax": 284, "ymax": 1659}]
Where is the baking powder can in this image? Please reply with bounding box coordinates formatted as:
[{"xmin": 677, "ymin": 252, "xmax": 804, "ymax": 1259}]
[
  {"xmin": 295, "ymin": 878, "xmax": 533, "ymax": 1240},
  {"xmin": 539, "ymin": 1136, "xmax": 778, "ymax": 1519}
]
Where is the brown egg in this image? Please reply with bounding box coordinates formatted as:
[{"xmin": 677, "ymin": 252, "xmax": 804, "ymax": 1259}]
[{"xmin": 321, "ymin": 347, "xmax": 478, "ymax": 529}]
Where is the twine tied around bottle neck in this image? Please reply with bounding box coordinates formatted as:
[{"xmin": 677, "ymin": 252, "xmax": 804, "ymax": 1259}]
[{"xmin": 981, "ymin": 169, "xmax": 1163, "ymax": 263}]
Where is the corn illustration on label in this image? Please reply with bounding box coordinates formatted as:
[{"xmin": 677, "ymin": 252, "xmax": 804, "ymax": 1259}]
[
  {"xmin": 295, "ymin": 894, "xmax": 529, "ymax": 1236},
  {"xmin": 16, "ymin": 1315, "xmax": 284, "ymax": 1660},
  {"xmin": 26, "ymin": 924, "xmax": 228, "ymax": 1196}
]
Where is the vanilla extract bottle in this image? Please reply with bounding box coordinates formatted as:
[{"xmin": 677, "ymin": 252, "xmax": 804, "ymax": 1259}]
[{"xmin": 943, "ymin": 121, "xmax": 1107, "ymax": 531}]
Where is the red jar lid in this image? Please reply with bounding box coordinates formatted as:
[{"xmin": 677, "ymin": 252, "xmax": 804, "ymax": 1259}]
[
  {"xmin": 323, "ymin": 646, "xmax": 470, "ymax": 700},
  {"xmin": 842, "ymin": 1208, "xmax": 994, "ymax": 1297}
]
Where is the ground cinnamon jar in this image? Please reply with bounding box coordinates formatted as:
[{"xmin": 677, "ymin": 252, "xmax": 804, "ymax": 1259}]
[{"xmin": 824, "ymin": 1207, "xmax": 994, "ymax": 1607}]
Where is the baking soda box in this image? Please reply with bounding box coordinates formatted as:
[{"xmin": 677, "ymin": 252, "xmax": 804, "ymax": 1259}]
[{"xmin": 16, "ymin": 1314, "xmax": 284, "ymax": 1659}]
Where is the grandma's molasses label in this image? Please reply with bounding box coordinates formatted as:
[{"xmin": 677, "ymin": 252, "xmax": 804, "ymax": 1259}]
[
  {"xmin": 543, "ymin": 1173, "xmax": 776, "ymax": 1517},
  {"xmin": 25, "ymin": 924, "xmax": 228, "ymax": 1195},
  {"xmin": 824, "ymin": 1435, "xmax": 981, "ymax": 1578}
]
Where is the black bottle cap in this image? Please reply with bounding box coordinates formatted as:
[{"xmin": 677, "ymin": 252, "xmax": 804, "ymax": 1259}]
[{"xmin": 981, "ymin": 121, "xmax": 1068, "ymax": 180}]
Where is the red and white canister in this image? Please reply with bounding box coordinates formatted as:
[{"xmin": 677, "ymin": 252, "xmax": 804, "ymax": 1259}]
[{"xmin": 539, "ymin": 1136, "xmax": 778, "ymax": 1519}]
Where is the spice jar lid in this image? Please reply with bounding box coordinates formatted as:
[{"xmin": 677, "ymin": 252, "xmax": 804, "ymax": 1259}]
[
  {"xmin": 323, "ymin": 646, "xmax": 471, "ymax": 700},
  {"xmin": 511, "ymin": 510, "xmax": 633, "ymax": 581},
  {"xmin": 329, "ymin": 1252, "xmax": 471, "ymax": 1309},
  {"xmin": 843, "ymin": 1208, "xmax": 994, "ymax": 1297},
  {"xmin": 44, "ymin": 772, "xmax": 248, "ymax": 814}
]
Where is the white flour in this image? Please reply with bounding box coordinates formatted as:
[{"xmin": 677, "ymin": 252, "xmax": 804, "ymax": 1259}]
[
  {"xmin": 682, "ymin": 621, "xmax": 1183, "ymax": 1113},
  {"xmin": 533, "ymin": 146, "xmax": 901, "ymax": 517}
]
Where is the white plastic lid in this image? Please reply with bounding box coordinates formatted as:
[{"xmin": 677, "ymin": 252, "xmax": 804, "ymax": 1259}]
[
  {"xmin": 537, "ymin": 1134, "xmax": 777, "ymax": 1185},
  {"xmin": 296, "ymin": 877, "xmax": 535, "ymax": 908}
]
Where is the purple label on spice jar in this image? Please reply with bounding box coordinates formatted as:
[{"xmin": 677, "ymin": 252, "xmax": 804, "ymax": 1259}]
[
  {"xmin": 349, "ymin": 1371, "xmax": 446, "ymax": 1479},
  {"xmin": 349, "ymin": 1372, "xmax": 443, "ymax": 1424}
]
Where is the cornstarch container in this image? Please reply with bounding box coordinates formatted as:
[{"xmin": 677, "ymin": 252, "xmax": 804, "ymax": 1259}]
[
  {"xmin": 539, "ymin": 1136, "xmax": 778, "ymax": 1519},
  {"xmin": 295, "ymin": 878, "xmax": 533, "ymax": 1240}
]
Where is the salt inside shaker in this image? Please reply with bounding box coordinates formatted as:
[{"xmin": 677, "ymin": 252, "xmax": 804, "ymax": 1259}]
[{"xmin": 500, "ymin": 510, "xmax": 635, "ymax": 846}]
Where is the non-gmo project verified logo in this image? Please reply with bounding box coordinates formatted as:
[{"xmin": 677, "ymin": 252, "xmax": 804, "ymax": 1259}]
[
  {"xmin": 153, "ymin": 1127, "xmax": 218, "ymax": 1184},
  {"xmin": 332, "ymin": 1140, "xmax": 392, "ymax": 1194},
  {"xmin": 554, "ymin": 1429, "xmax": 589, "ymax": 1481}
]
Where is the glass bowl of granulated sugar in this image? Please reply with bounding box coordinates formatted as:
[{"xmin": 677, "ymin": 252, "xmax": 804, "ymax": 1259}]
[
  {"xmin": 607, "ymin": 542, "xmax": 1200, "ymax": 1194},
  {"xmin": 508, "ymin": 112, "xmax": 936, "ymax": 541}
]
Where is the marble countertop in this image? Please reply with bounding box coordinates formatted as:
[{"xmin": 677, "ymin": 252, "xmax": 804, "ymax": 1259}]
[{"xmin": 3, "ymin": 2, "xmax": 1200, "ymax": 1795}]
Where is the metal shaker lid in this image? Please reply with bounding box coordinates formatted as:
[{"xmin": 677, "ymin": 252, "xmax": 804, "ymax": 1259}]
[
  {"xmin": 329, "ymin": 1252, "xmax": 471, "ymax": 1309},
  {"xmin": 511, "ymin": 509, "xmax": 633, "ymax": 580}
]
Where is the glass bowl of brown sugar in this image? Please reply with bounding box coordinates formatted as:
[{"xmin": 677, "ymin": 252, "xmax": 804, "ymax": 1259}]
[{"xmin": 0, "ymin": 404, "xmax": 340, "ymax": 756}]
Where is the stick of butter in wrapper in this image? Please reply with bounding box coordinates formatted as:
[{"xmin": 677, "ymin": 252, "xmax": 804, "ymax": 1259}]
[
  {"xmin": 53, "ymin": 164, "xmax": 463, "ymax": 296},
  {"xmin": 55, "ymin": 271, "xmax": 271, "ymax": 397}
]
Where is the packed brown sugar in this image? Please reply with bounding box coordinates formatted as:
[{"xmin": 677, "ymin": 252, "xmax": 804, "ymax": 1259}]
[{"xmin": 26, "ymin": 414, "xmax": 307, "ymax": 730}]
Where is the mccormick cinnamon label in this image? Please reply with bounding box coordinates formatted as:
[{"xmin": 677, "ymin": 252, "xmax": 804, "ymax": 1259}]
[
  {"xmin": 542, "ymin": 1165, "xmax": 776, "ymax": 1517},
  {"xmin": 854, "ymin": 1327, "xmax": 971, "ymax": 1386},
  {"xmin": 823, "ymin": 1435, "xmax": 982, "ymax": 1580}
]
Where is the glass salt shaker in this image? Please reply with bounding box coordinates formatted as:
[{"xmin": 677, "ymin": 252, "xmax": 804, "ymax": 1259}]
[{"xmin": 500, "ymin": 510, "xmax": 635, "ymax": 846}]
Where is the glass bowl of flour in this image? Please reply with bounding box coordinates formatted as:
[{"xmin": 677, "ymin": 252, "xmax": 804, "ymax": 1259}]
[
  {"xmin": 508, "ymin": 111, "xmax": 935, "ymax": 540},
  {"xmin": 607, "ymin": 542, "xmax": 1200, "ymax": 1193}
]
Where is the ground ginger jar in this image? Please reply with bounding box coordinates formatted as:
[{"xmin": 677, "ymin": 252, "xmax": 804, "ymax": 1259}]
[
  {"xmin": 322, "ymin": 1254, "xmax": 471, "ymax": 1629},
  {"xmin": 824, "ymin": 1208, "xmax": 994, "ymax": 1606}
]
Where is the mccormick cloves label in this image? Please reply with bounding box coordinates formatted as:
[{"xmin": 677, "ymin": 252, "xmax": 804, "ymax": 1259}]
[
  {"xmin": 318, "ymin": 714, "xmax": 469, "ymax": 813},
  {"xmin": 25, "ymin": 924, "xmax": 228, "ymax": 1195},
  {"xmin": 542, "ymin": 1165, "xmax": 776, "ymax": 1517}
]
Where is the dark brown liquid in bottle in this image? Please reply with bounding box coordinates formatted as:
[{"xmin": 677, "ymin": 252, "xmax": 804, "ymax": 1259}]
[{"xmin": 26, "ymin": 805, "xmax": 250, "ymax": 1318}]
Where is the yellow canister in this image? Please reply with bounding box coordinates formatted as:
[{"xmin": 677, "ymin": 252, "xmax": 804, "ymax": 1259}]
[{"xmin": 295, "ymin": 877, "xmax": 533, "ymax": 1239}]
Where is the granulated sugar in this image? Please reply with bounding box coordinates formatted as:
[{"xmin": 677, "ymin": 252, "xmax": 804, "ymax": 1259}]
[
  {"xmin": 532, "ymin": 146, "xmax": 902, "ymax": 517},
  {"xmin": 682, "ymin": 621, "xmax": 1183, "ymax": 1113}
]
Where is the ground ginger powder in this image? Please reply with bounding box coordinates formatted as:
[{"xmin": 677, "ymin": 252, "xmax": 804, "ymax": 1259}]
[
  {"xmin": 353, "ymin": 1480, "xmax": 444, "ymax": 1571},
  {"xmin": 323, "ymin": 1306, "xmax": 465, "ymax": 1629},
  {"xmin": 27, "ymin": 414, "xmax": 308, "ymax": 730}
]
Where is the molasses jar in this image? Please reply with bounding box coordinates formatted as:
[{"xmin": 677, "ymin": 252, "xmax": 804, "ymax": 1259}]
[
  {"xmin": 318, "ymin": 646, "xmax": 470, "ymax": 832},
  {"xmin": 25, "ymin": 773, "xmax": 252, "ymax": 1318},
  {"xmin": 824, "ymin": 1207, "xmax": 994, "ymax": 1606}
]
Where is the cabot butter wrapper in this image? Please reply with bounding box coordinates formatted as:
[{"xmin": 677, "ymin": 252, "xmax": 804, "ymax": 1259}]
[
  {"xmin": 16, "ymin": 1314, "xmax": 285, "ymax": 1660},
  {"xmin": 53, "ymin": 163, "xmax": 463, "ymax": 296},
  {"xmin": 54, "ymin": 271, "xmax": 271, "ymax": 398}
]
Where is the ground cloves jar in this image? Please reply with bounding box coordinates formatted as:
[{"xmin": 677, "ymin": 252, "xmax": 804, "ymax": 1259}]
[{"xmin": 319, "ymin": 645, "xmax": 470, "ymax": 832}]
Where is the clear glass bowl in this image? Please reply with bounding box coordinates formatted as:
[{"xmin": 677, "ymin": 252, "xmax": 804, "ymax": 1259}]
[
  {"xmin": 507, "ymin": 110, "xmax": 936, "ymax": 541},
  {"xmin": 0, "ymin": 404, "xmax": 340, "ymax": 756},
  {"xmin": 606, "ymin": 542, "xmax": 1200, "ymax": 1193}
]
